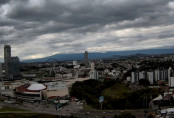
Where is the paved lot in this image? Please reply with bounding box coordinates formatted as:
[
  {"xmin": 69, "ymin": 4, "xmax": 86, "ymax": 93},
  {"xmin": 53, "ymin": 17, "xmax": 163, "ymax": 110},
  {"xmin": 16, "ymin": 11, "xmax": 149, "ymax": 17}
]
[{"xmin": 0, "ymin": 101, "xmax": 83, "ymax": 116}]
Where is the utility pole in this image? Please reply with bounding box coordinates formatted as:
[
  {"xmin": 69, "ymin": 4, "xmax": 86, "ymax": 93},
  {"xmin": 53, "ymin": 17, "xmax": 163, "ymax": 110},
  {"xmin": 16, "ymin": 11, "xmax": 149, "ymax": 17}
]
[
  {"xmin": 144, "ymin": 96, "xmax": 148, "ymax": 118},
  {"xmin": 101, "ymin": 101, "xmax": 102, "ymax": 110}
]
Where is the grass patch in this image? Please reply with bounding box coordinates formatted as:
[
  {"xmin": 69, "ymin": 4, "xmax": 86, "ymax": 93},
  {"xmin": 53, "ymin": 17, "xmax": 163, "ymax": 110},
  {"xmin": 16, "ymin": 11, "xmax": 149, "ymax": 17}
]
[
  {"xmin": 83, "ymin": 104, "xmax": 96, "ymax": 110},
  {"xmin": 102, "ymin": 84, "xmax": 134, "ymax": 99},
  {"xmin": 0, "ymin": 106, "xmax": 27, "ymax": 112},
  {"xmin": 0, "ymin": 113, "xmax": 62, "ymax": 118}
]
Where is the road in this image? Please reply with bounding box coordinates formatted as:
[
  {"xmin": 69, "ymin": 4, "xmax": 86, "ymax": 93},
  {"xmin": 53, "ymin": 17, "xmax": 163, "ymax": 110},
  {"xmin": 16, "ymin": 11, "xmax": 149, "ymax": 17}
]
[
  {"xmin": 72, "ymin": 109, "xmax": 156, "ymax": 118},
  {"xmin": 0, "ymin": 101, "xmax": 83, "ymax": 116},
  {"xmin": 0, "ymin": 101, "xmax": 157, "ymax": 118}
]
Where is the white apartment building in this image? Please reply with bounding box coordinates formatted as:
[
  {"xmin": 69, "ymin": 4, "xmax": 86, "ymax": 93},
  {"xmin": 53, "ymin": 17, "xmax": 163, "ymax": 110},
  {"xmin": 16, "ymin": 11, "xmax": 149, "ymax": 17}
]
[
  {"xmin": 168, "ymin": 67, "xmax": 174, "ymax": 87},
  {"xmin": 89, "ymin": 70, "xmax": 98, "ymax": 80},
  {"xmin": 147, "ymin": 72, "xmax": 154, "ymax": 84}
]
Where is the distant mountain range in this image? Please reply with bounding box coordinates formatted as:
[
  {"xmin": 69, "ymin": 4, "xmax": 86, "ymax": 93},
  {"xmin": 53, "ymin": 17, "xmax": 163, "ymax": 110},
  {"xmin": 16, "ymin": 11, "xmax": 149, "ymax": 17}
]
[{"xmin": 23, "ymin": 49, "xmax": 174, "ymax": 62}]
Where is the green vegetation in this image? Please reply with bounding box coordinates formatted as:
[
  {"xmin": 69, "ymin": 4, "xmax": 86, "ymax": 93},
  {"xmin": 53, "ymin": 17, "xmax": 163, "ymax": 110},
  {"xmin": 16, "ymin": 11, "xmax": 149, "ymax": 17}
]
[
  {"xmin": 102, "ymin": 84, "xmax": 133, "ymax": 99},
  {"xmin": 139, "ymin": 79, "xmax": 150, "ymax": 86},
  {"xmin": 102, "ymin": 88, "xmax": 161, "ymax": 109},
  {"xmin": 83, "ymin": 104, "xmax": 96, "ymax": 110},
  {"xmin": 0, "ymin": 113, "xmax": 68, "ymax": 118},
  {"xmin": 139, "ymin": 59, "xmax": 173, "ymax": 71},
  {"xmin": 70, "ymin": 79, "xmax": 162, "ymax": 110},
  {"xmin": 70, "ymin": 79, "xmax": 119, "ymax": 108},
  {"xmin": 0, "ymin": 106, "xmax": 27, "ymax": 112}
]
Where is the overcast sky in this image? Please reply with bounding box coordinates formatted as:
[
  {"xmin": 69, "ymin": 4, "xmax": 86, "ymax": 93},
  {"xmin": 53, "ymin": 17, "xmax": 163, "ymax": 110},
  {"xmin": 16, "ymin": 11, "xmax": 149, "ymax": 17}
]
[{"xmin": 0, "ymin": 0, "xmax": 174, "ymax": 60}]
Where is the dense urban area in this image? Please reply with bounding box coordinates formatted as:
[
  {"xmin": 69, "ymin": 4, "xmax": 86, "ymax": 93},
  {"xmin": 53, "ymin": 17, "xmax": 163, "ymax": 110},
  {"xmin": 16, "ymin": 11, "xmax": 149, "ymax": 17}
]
[{"xmin": 1, "ymin": 45, "xmax": 174, "ymax": 118}]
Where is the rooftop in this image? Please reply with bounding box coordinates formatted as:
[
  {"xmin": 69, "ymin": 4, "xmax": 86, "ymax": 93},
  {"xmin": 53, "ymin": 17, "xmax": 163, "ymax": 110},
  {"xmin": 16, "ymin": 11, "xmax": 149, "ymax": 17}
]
[{"xmin": 16, "ymin": 83, "xmax": 46, "ymax": 92}]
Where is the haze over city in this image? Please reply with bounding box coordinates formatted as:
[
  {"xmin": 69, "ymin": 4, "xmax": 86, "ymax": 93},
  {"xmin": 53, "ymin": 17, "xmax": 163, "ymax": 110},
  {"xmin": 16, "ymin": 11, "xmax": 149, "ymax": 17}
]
[{"xmin": 0, "ymin": 0, "xmax": 174, "ymax": 60}]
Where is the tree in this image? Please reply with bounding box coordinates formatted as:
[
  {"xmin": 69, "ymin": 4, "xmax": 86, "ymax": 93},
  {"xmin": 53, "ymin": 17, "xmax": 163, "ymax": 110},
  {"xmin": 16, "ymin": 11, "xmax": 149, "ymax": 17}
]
[{"xmin": 139, "ymin": 79, "xmax": 150, "ymax": 86}]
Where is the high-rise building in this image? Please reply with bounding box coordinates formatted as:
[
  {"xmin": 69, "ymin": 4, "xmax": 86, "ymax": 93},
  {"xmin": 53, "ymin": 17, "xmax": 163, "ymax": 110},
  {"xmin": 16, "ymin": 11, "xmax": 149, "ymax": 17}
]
[
  {"xmin": 131, "ymin": 72, "xmax": 139, "ymax": 83},
  {"xmin": 90, "ymin": 62, "xmax": 95, "ymax": 71},
  {"xmin": 168, "ymin": 67, "xmax": 174, "ymax": 87},
  {"xmin": 147, "ymin": 72, "xmax": 154, "ymax": 84},
  {"xmin": 10, "ymin": 57, "xmax": 20, "ymax": 78},
  {"xmin": 84, "ymin": 51, "xmax": 88, "ymax": 67},
  {"xmin": 4, "ymin": 45, "xmax": 11, "ymax": 78},
  {"xmin": 89, "ymin": 62, "xmax": 98, "ymax": 80},
  {"xmin": 89, "ymin": 70, "xmax": 98, "ymax": 80}
]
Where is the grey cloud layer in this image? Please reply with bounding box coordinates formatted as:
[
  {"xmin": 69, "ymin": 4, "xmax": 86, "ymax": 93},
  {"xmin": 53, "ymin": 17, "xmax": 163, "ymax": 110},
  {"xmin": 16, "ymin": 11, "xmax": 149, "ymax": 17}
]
[{"xmin": 0, "ymin": 0, "xmax": 174, "ymax": 60}]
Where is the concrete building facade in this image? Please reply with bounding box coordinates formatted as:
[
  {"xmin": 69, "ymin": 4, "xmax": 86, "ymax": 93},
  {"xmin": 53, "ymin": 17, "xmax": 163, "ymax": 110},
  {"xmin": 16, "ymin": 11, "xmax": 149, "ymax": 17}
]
[
  {"xmin": 90, "ymin": 70, "xmax": 98, "ymax": 80},
  {"xmin": 147, "ymin": 72, "xmax": 154, "ymax": 84},
  {"xmin": 10, "ymin": 57, "xmax": 20, "ymax": 78},
  {"xmin": 131, "ymin": 69, "xmax": 169, "ymax": 84},
  {"xmin": 168, "ymin": 67, "xmax": 174, "ymax": 87},
  {"xmin": 84, "ymin": 51, "xmax": 88, "ymax": 67},
  {"xmin": 131, "ymin": 72, "xmax": 139, "ymax": 83},
  {"xmin": 4, "ymin": 45, "xmax": 11, "ymax": 78}
]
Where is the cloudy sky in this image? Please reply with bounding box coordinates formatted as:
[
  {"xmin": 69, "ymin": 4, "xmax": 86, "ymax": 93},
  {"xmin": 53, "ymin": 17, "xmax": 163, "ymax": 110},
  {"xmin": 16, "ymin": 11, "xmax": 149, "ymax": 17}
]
[{"xmin": 0, "ymin": 0, "xmax": 174, "ymax": 60}]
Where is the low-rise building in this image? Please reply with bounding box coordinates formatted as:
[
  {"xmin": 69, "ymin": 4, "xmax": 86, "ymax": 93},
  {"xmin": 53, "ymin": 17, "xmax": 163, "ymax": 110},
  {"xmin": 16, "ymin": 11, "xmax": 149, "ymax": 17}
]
[
  {"xmin": 45, "ymin": 82, "xmax": 69, "ymax": 98},
  {"xmin": 14, "ymin": 83, "xmax": 47, "ymax": 101}
]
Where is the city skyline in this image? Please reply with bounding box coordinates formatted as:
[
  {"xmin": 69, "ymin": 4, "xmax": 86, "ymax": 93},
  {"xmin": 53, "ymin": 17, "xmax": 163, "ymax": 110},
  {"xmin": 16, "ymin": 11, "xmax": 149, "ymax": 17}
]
[{"xmin": 0, "ymin": 0, "xmax": 174, "ymax": 60}]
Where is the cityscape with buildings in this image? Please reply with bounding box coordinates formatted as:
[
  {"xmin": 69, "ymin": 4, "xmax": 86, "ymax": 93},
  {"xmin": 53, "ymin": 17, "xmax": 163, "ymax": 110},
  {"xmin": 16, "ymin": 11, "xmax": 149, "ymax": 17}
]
[
  {"xmin": 1, "ymin": 0, "xmax": 174, "ymax": 118},
  {"xmin": 0, "ymin": 44, "xmax": 174, "ymax": 118}
]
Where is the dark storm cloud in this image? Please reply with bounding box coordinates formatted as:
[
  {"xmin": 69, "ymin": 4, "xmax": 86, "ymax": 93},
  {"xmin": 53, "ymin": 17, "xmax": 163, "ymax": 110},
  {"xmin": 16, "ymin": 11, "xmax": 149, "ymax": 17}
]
[
  {"xmin": 0, "ymin": 0, "xmax": 10, "ymax": 5},
  {"xmin": 0, "ymin": 0, "xmax": 174, "ymax": 60},
  {"xmin": 6, "ymin": 0, "xmax": 169, "ymax": 25}
]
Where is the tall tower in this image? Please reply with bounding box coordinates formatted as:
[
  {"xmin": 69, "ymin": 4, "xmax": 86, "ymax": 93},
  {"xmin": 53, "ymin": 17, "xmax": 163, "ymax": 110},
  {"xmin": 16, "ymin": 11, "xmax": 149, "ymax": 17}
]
[
  {"xmin": 84, "ymin": 51, "xmax": 88, "ymax": 67},
  {"xmin": 4, "ymin": 45, "xmax": 11, "ymax": 78}
]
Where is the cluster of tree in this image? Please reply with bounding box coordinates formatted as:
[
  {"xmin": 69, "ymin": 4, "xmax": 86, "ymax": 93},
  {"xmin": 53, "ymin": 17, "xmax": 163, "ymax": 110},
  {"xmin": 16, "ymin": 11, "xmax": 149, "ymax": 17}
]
[
  {"xmin": 138, "ymin": 59, "xmax": 173, "ymax": 71},
  {"xmin": 70, "ymin": 79, "xmax": 162, "ymax": 109},
  {"xmin": 139, "ymin": 79, "xmax": 150, "ymax": 86},
  {"xmin": 70, "ymin": 79, "xmax": 119, "ymax": 108},
  {"xmin": 102, "ymin": 88, "xmax": 161, "ymax": 109},
  {"xmin": 63, "ymin": 64, "xmax": 74, "ymax": 69},
  {"xmin": 122, "ymin": 69, "xmax": 132, "ymax": 80}
]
